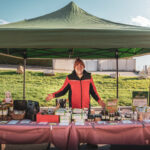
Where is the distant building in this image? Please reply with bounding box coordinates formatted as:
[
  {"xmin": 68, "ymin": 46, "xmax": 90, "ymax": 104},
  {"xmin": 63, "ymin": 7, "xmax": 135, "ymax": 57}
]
[{"xmin": 52, "ymin": 58, "xmax": 136, "ymax": 72}]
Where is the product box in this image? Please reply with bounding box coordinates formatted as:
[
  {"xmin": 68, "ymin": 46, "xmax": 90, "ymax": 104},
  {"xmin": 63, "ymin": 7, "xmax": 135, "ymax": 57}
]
[
  {"xmin": 55, "ymin": 112, "xmax": 65, "ymax": 116},
  {"xmin": 55, "ymin": 108, "xmax": 66, "ymax": 116},
  {"xmin": 60, "ymin": 116, "xmax": 71, "ymax": 123},
  {"xmin": 106, "ymin": 99, "xmax": 118, "ymax": 113},
  {"xmin": 72, "ymin": 109, "xmax": 83, "ymax": 114},
  {"xmin": 74, "ymin": 119, "xmax": 85, "ymax": 125},
  {"xmin": 36, "ymin": 113, "xmax": 59, "ymax": 123},
  {"xmin": 132, "ymin": 91, "xmax": 148, "ymax": 107},
  {"xmin": 72, "ymin": 113, "xmax": 82, "ymax": 120}
]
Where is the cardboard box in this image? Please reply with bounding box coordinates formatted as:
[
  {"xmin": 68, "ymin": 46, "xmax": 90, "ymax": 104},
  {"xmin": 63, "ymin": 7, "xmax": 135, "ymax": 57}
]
[{"xmin": 36, "ymin": 113, "xmax": 59, "ymax": 123}]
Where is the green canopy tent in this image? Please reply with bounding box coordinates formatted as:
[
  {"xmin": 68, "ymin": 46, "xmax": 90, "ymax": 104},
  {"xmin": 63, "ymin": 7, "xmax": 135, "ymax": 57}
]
[{"xmin": 0, "ymin": 1, "xmax": 150, "ymax": 101}]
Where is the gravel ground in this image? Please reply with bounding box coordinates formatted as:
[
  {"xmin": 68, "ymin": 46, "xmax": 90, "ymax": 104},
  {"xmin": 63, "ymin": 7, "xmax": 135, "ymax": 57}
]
[
  {"xmin": 3, "ymin": 144, "xmax": 110, "ymax": 150},
  {"xmin": 0, "ymin": 64, "xmax": 138, "ymax": 77}
]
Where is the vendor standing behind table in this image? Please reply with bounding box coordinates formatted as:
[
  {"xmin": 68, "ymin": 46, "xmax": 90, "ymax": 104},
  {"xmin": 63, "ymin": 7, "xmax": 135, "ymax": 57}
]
[{"xmin": 46, "ymin": 58, "xmax": 105, "ymax": 109}]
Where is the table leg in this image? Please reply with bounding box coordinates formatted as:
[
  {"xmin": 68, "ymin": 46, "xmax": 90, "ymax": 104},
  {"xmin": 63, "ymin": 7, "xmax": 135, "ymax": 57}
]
[
  {"xmin": 46, "ymin": 143, "xmax": 50, "ymax": 150},
  {"xmin": 1, "ymin": 144, "xmax": 6, "ymax": 150}
]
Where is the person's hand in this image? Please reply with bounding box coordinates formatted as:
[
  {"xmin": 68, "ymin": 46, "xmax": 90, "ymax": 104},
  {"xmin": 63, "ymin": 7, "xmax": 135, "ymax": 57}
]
[
  {"xmin": 101, "ymin": 102, "xmax": 106, "ymax": 109},
  {"xmin": 98, "ymin": 99, "xmax": 106, "ymax": 109},
  {"xmin": 46, "ymin": 94, "xmax": 54, "ymax": 101}
]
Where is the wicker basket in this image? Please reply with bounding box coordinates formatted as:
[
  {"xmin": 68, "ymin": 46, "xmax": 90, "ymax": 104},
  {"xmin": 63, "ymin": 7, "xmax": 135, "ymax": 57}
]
[
  {"xmin": 11, "ymin": 111, "xmax": 26, "ymax": 120},
  {"xmin": 0, "ymin": 115, "xmax": 9, "ymax": 121}
]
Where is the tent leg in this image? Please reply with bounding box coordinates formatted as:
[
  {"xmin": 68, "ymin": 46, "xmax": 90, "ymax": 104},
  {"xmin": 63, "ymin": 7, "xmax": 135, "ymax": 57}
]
[
  {"xmin": 116, "ymin": 49, "xmax": 119, "ymax": 99},
  {"xmin": 149, "ymin": 79, "xmax": 150, "ymax": 106},
  {"xmin": 23, "ymin": 51, "xmax": 27, "ymax": 100}
]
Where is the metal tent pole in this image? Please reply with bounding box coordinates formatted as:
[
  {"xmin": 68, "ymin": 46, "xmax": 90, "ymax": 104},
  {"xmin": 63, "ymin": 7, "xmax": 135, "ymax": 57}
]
[
  {"xmin": 23, "ymin": 50, "xmax": 27, "ymax": 100},
  {"xmin": 149, "ymin": 79, "xmax": 150, "ymax": 106},
  {"xmin": 116, "ymin": 49, "xmax": 119, "ymax": 99}
]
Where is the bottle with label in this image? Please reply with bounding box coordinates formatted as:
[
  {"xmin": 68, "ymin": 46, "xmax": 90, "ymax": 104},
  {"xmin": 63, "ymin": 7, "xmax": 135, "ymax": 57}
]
[
  {"xmin": 3, "ymin": 106, "xmax": 8, "ymax": 120},
  {"xmin": 0, "ymin": 107, "xmax": 2, "ymax": 118},
  {"xmin": 115, "ymin": 111, "xmax": 118, "ymax": 121},
  {"xmin": 133, "ymin": 110, "xmax": 138, "ymax": 121},
  {"xmin": 109, "ymin": 113, "xmax": 113, "ymax": 121},
  {"xmin": 118, "ymin": 111, "xmax": 121, "ymax": 121},
  {"xmin": 101, "ymin": 110, "xmax": 106, "ymax": 121},
  {"xmin": 112, "ymin": 113, "xmax": 115, "ymax": 121},
  {"xmin": 115, "ymin": 111, "xmax": 120, "ymax": 121},
  {"xmin": 105, "ymin": 110, "xmax": 110, "ymax": 121}
]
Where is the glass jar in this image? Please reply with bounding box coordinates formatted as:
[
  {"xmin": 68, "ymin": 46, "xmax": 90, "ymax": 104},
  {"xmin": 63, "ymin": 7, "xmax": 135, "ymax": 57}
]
[
  {"xmin": 0, "ymin": 107, "xmax": 2, "ymax": 116},
  {"xmin": 3, "ymin": 106, "xmax": 8, "ymax": 116},
  {"xmin": 9, "ymin": 104, "xmax": 13, "ymax": 112}
]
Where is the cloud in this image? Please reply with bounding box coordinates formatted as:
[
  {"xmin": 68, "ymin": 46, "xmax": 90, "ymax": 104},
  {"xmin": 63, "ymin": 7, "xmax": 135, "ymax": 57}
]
[
  {"xmin": 131, "ymin": 16, "xmax": 150, "ymax": 27},
  {"xmin": 0, "ymin": 19, "xmax": 9, "ymax": 24}
]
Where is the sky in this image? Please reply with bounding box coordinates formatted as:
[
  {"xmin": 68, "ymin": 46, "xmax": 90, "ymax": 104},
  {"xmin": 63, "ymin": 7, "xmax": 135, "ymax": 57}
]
[{"xmin": 0, "ymin": 0, "xmax": 150, "ymax": 70}]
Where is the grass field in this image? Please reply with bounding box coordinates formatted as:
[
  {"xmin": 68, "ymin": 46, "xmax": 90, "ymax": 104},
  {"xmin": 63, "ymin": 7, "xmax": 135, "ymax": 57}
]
[{"xmin": 0, "ymin": 70, "xmax": 149, "ymax": 107}]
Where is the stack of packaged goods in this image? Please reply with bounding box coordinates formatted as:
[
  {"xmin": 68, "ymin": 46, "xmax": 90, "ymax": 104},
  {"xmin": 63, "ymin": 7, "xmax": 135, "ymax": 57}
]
[
  {"xmin": 59, "ymin": 116, "xmax": 71, "ymax": 125},
  {"xmin": 55, "ymin": 108, "xmax": 66, "ymax": 116},
  {"xmin": 59, "ymin": 108, "xmax": 72, "ymax": 125},
  {"xmin": 72, "ymin": 108, "xmax": 87, "ymax": 125}
]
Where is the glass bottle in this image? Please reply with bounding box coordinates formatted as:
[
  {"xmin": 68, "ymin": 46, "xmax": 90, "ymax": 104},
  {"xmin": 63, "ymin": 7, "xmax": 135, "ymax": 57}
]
[
  {"xmin": 109, "ymin": 113, "xmax": 113, "ymax": 121},
  {"xmin": 101, "ymin": 110, "xmax": 106, "ymax": 121},
  {"xmin": 133, "ymin": 110, "xmax": 138, "ymax": 121},
  {"xmin": 105, "ymin": 110, "xmax": 110, "ymax": 121}
]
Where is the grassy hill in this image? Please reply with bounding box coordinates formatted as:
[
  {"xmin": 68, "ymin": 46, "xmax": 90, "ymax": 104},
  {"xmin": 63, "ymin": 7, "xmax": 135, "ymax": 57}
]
[{"xmin": 0, "ymin": 70, "xmax": 149, "ymax": 107}]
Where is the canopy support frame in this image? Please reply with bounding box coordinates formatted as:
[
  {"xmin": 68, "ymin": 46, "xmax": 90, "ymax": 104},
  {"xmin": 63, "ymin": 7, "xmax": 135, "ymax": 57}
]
[
  {"xmin": 116, "ymin": 49, "xmax": 119, "ymax": 99},
  {"xmin": 23, "ymin": 49, "xmax": 27, "ymax": 100}
]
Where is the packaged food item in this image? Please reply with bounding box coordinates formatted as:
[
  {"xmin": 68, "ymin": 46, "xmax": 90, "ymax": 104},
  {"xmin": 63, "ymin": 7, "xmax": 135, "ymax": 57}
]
[
  {"xmin": 146, "ymin": 107, "xmax": 150, "ymax": 112},
  {"xmin": 106, "ymin": 99, "xmax": 118, "ymax": 114},
  {"xmin": 72, "ymin": 109, "xmax": 83, "ymax": 114},
  {"xmin": 72, "ymin": 113, "xmax": 82, "ymax": 120},
  {"xmin": 60, "ymin": 116, "xmax": 71, "ymax": 123},
  {"xmin": 74, "ymin": 119, "xmax": 85, "ymax": 125},
  {"xmin": 59, "ymin": 122, "xmax": 69, "ymax": 126},
  {"xmin": 55, "ymin": 108, "xmax": 66, "ymax": 116}
]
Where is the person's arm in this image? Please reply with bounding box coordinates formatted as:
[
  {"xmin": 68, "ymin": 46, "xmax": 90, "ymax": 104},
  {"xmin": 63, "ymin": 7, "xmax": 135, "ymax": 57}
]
[
  {"xmin": 52, "ymin": 77, "xmax": 70, "ymax": 98},
  {"xmin": 90, "ymin": 76, "xmax": 105, "ymax": 108},
  {"xmin": 46, "ymin": 77, "xmax": 70, "ymax": 101}
]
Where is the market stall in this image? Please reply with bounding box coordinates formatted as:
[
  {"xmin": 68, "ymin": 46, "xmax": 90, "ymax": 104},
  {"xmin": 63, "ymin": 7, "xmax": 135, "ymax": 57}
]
[
  {"xmin": 0, "ymin": 2, "xmax": 150, "ymax": 150},
  {"xmin": 0, "ymin": 2, "xmax": 150, "ymax": 100}
]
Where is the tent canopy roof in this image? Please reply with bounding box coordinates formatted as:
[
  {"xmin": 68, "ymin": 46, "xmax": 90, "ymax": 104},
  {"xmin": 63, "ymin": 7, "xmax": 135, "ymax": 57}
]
[
  {"xmin": 0, "ymin": 1, "xmax": 147, "ymax": 30},
  {"xmin": 0, "ymin": 1, "xmax": 150, "ymax": 58}
]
